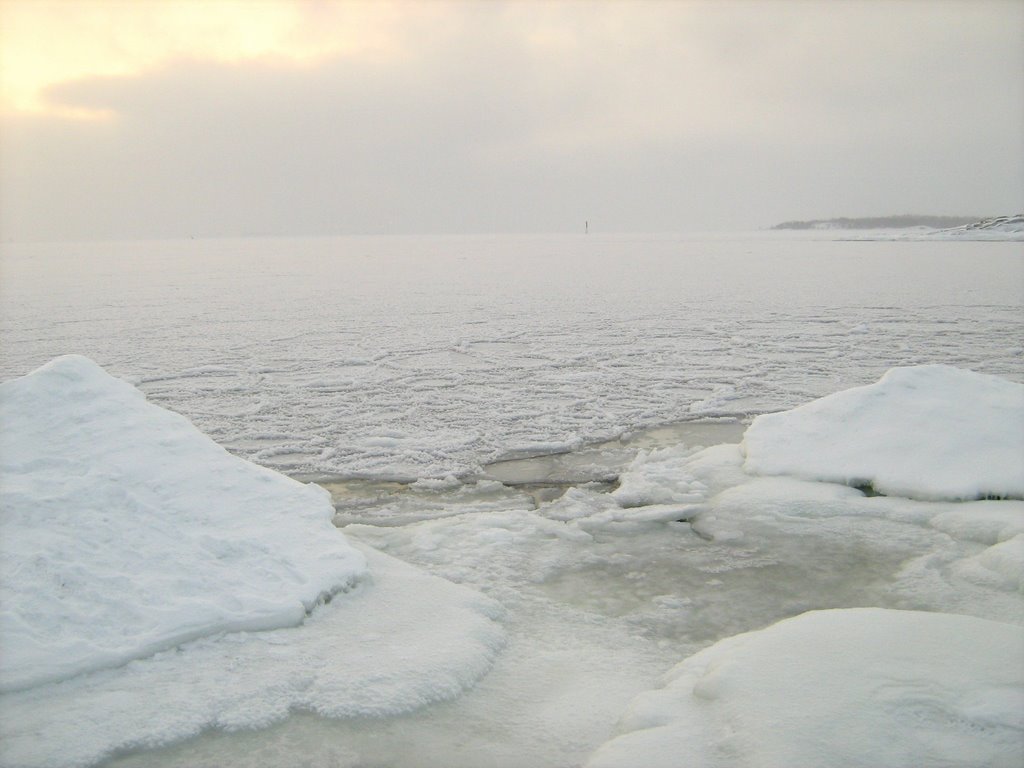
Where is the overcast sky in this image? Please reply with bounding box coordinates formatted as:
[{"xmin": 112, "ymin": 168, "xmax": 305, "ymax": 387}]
[{"xmin": 1, "ymin": 0, "xmax": 1021, "ymax": 241}]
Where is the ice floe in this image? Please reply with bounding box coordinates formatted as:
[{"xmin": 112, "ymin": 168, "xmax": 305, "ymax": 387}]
[
  {"xmin": 0, "ymin": 357, "xmax": 504, "ymax": 767},
  {"xmin": 0, "ymin": 355, "xmax": 367, "ymax": 692},
  {"xmin": 581, "ymin": 366, "xmax": 1024, "ymax": 767},
  {"xmin": 742, "ymin": 364, "xmax": 1024, "ymax": 500}
]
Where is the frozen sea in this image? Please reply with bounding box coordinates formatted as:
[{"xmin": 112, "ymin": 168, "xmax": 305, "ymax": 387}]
[
  {"xmin": 2, "ymin": 232, "xmax": 1022, "ymax": 480},
  {"xmin": 1, "ymin": 232, "xmax": 1023, "ymax": 767}
]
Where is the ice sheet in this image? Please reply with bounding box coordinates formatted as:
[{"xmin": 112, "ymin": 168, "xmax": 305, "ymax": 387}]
[{"xmin": 0, "ymin": 357, "xmax": 504, "ymax": 767}]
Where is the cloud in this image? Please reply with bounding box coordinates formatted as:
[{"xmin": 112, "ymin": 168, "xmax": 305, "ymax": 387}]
[{"xmin": 1, "ymin": 1, "xmax": 1021, "ymax": 240}]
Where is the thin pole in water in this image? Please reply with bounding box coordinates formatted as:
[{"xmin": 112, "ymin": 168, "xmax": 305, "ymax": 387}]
[{"xmin": 585, "ymin": 220, "xmax": 589, "ymax": 235}]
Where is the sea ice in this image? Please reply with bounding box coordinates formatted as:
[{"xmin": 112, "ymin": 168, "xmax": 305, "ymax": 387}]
[
  {"xmin": 586, "ymin": 608, "xmax": 1024, "ymax": 768},
  {"xmin": 3, "ymin": 235, "xmax": 1020, "ymax": 480},
  {"xmin": 742, "ymin": 365, "xmax": 1024, "ymax": 500}
]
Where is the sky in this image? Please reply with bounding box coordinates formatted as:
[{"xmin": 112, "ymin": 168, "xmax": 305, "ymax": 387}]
[{"xmin": 1, "ymin": 0, "xmax": 1022, "ymax": 241}]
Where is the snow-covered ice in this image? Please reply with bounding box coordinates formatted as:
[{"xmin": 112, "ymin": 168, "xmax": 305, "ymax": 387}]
[
  {"xmin": 742, "ymin": 364, "xmax": 1024, "ymax": 500},
  {"xmin": 586, "ymin": 608, "xmax": 1024, "ymax": 768},
  {"xmin": 0, "ymin": 356, "xmax": 504, "ymax": 768},
  {"xmin": 0, "ymin": 355, "xmax": 367, "ymax": 692},
  {"xmin": 0, "ymin": 542, "xmax": 505, "ymax": 768}
]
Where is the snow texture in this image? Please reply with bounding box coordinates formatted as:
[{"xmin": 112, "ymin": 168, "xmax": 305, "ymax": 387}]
[
  {"xmin": 586, "ymin": 608, "xmax": 1024, "ymax": 768},
  {"xmin": 742, "ymin": 364, "xmax": 1024, "ymax": 500}
]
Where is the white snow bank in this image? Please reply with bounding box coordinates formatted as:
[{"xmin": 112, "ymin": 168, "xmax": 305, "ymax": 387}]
[
  {"xmin": 742, "ymin": 365, "xmax": 1024, "ymax": 500},
  {"xmin": 0, "ymin": 355, "xmax": 367, "ymax": 692},
  {"xmin": 587, "ymin": 608, "xmax": 1024, "ymax": 768},
  {"xmin": 0, "ymin": 544, "xmax": 505, "ymax": 768}
]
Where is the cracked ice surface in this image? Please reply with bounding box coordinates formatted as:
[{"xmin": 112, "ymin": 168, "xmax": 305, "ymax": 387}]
[{"xmin": 2, "ymin": 233, "xmax": 1021, "ymax": 479}]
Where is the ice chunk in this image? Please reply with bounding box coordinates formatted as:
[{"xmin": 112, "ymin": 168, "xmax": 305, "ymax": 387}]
[
  {"xmin": 0, "ymin": 355, "xmax": 368, "ymax": 692},
  {"xmin": 742, "ymin": 365, "xmax": 1024, "ymax": 501},
  {"xmin": 587, "ymin": 608, "xmax": 1024, "ymax": 768},
  {"xmin": 612, "ymin": 444, "xmax": 710, "ymax": 508}
]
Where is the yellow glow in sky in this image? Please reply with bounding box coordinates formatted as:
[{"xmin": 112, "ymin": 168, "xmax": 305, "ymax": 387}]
[{"xmin": 0, "ymin": 0, "xmax": 404, "ymax": 118}]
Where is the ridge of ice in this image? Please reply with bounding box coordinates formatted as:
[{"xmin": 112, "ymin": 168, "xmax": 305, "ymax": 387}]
[
  {"xmin": 0, "ymin": 355, "xmax": 368, "ymax": 691},
  {"xmin": 741, "ymin": 364, "xmax": 1024, "ymax": 501}
]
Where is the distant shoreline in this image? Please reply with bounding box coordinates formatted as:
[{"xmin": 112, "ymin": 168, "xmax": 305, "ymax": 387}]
[{"xmin": 772, "ymin": 215, "xmax": 979, "ymax": 230}]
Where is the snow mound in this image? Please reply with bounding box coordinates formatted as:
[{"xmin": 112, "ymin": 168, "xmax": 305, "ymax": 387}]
[
  {"xmin": 741, "ymin": 365, "xmax": 1024, "ymax": 500},
  {"xmin": 0, "ymin": 355, "xmax": 368, "ymax": 692},
  {"xmin": 587, "ymin": 608, "xmax": 1024, "ymax": 768}
]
